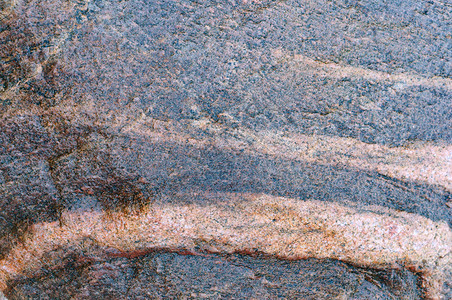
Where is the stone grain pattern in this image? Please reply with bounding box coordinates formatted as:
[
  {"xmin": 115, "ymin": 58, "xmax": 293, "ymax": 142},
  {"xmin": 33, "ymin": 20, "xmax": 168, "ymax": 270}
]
[{"xmin": 0, "ymin": 0, "xmax": 451, "ymax": 299}]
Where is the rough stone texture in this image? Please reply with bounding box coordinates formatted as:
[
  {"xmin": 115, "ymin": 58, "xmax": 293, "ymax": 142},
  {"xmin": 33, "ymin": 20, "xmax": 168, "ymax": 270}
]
[
  {"xmin": 1, "ymin": 0, "xmax": 451, "ymax": 299},
  {"xmin": 5, "ymin": 250, "xmax": 421, "ymax": 299}
]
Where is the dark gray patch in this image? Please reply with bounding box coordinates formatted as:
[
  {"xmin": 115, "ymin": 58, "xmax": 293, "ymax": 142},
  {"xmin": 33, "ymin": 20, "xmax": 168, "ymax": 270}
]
[{"xmin": 5, "ymin": 250, "xmax": 421, "ymax": 299}]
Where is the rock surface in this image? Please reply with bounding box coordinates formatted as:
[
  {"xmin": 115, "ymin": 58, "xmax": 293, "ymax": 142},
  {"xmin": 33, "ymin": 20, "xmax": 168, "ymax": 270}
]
[
  {"xmin": 1, "ymin": 0, "xmax": 451, "ymax": 299},
  {"xmin": 6, "ymin": 250, "xmax": 421, "ymax": 299}
]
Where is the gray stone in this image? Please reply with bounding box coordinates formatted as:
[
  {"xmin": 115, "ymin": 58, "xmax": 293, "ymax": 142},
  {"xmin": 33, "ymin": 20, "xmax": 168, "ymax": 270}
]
[{"xmin": 1, "ymin": 0, "xmax": 451, "ymax": 298}]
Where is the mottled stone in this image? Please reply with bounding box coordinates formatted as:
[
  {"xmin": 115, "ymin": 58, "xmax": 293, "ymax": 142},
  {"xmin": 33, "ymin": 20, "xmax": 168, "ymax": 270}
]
[
  {"xmin": 5, "ymin": 251, "xmax": 421, "ymax": 299},
  {"xmin": 1, "ymin": 0, "xmax": 451, "ymax": 299}
]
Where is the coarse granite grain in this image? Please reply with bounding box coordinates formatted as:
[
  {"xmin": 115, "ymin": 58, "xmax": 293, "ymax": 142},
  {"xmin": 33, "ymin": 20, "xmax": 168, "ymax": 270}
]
[{"xmin": 1, "ymin": 0, "xmax": 451, "ymax": 298}]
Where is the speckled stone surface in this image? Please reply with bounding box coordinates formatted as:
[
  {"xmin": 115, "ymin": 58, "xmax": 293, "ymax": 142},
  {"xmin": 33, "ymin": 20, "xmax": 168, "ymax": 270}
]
[
  {"xmin": 1, "ymin": 0, "xmax": 451, "ymax": 299},
  {"xmin": 5, "ymin": 250, "xmax": 421, "ymax": 299}
]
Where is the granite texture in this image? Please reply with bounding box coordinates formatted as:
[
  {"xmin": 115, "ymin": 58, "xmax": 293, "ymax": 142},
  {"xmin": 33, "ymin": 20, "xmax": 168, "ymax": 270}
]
[
  {"xmin": 1, "ymin": 0, "xmax": 451, "ymax": 299},
  {"xmin": 5, "ymin": 250, "xmax": 421, "ymax": 299}
]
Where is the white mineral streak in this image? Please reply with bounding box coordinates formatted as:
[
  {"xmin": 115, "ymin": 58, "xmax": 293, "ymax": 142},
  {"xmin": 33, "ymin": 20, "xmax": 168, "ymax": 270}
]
[
  {"xmin": 120, "ymin": 118, "xmax": 452, "ymax": 192},
  {"xmin": 290, "ymin": 53, "xmax": 452, "ymax": 91},
  {"xmin": 0, "ymin": 193, "xmax": 450, "ymax": 298}
]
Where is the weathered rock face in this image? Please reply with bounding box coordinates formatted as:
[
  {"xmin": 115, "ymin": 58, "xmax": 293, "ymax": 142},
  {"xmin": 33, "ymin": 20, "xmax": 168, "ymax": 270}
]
[
  {"xmin": 1, "ymin": 0, "xmax": 451, "ymax": 299},
  {"xmin": 6, "ymin": 250, "xmax": 421, "ymax": 299}
]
